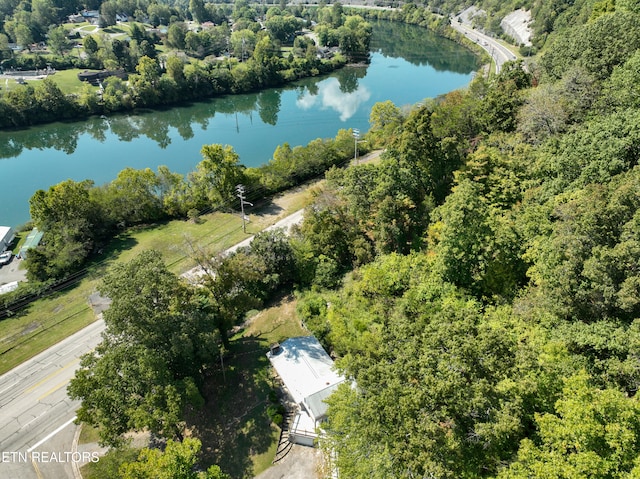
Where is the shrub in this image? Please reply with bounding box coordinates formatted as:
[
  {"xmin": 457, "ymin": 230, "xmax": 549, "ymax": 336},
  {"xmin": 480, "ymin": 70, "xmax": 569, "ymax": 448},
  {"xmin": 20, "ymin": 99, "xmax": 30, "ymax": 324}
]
[{"xmin": 266, "ymin": 403, "xmax": 286, "ymax": 426}]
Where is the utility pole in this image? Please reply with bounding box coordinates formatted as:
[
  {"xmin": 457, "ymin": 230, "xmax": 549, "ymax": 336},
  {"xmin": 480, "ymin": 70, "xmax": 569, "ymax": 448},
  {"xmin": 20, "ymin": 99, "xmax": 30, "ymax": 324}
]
[
  {"xmin": 236, "ymin": 184, "xmax": 253, "ymax": 233},
  {"xmin": 353, "ymin": 128, "xmax": 360, "ymax": 163}
]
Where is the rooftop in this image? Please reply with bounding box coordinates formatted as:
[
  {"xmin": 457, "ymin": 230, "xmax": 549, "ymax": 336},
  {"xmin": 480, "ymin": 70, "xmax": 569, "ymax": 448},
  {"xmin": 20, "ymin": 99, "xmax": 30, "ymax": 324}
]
[
  {"xmin": 267, "ymin": 336, "xmax": 344, "ymax": 408},
  {"xmin": 22, "ymin": 228, "xmax": 44, "ymax": 249}
]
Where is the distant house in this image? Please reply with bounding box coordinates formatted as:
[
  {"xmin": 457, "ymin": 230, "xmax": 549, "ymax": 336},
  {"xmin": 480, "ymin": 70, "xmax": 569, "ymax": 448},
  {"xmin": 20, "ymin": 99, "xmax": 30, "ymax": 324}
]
[
  {"xmin": 317, "ymin": 46, "xmax": 338, "ymax": 59},
  {"xmin": 81, "ymin": 10, "xmax": 100, "ymax": 25},
  {"xmin": 116, "ymin": 13, "xmax": 129, "ymax": 22},
  {"xmin": 77, "ymin": 69, "xmax": 127, "ymax": 85},
  {"xmin": 0, "ymin": 226, "xmax": 15, "ymax": 252},
  {"xmin": 82, "ymin": 10, "xmax": 99, "ymax": 19},
  {"xmin": 267, "ymin": 336, "xmax": 346, "ymax": 447},
  {"xmin": 18, "ymin": 228, "xmax": 43, "ymax": 259},
  {"xmin": 68, "ymin": 14, "xmax": 84, "ymax": 23}
]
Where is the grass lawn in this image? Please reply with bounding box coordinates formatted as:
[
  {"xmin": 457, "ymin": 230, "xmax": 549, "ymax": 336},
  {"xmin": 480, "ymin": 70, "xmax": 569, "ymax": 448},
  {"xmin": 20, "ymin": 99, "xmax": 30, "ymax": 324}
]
[
  {"xmin": 78, "ymin": 424, "xmax": 102, "ymax": 444},
  {"xmin": 101, "ymin": 25, "xmax": 128, "ymax": 35},
  {"xmin": 186, "ymin": 295, "xmax": 308, "ymax": 478},
  {"xmin": 0, "ymin": 186, "xmax": 314, "ymax": 376},
  {"xmin": 49, "ymin": 68, "xmax": 92, "ymax": 93},
  {"xmin": 74, "ymin": 24, "xmax": 99, "ymax": 34},
  {"xmin": 0, "ymin": 68, "xmax": 92, "ymax": 95},
  {"xmin": 79, "ymin": 295, "xmax": 307, "ymax": 479},
  {"xmin": 81, "ymin": 445, "xmax": 138, "ymax": 479}
]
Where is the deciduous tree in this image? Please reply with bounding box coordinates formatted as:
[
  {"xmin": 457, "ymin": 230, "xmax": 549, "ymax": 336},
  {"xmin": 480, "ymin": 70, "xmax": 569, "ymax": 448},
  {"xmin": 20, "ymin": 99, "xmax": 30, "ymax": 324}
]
[{"xmin": 120, "ymin": 438, "xmax": 229, "ymax": 479}]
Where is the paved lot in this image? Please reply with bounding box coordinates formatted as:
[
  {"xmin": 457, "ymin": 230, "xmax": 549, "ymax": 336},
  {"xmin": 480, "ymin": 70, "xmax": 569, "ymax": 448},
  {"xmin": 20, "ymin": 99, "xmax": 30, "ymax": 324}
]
[
  {"xmin": 0, "ymin": 254, "xmax": 28, "ymax": 289},
  {"xmin": 253, "ymin": 445, "xmax": 322, "ymax": 479}
]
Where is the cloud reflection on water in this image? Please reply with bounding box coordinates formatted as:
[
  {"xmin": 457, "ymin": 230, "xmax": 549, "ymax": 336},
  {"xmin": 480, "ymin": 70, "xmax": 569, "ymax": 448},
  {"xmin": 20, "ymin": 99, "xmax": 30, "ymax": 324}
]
[{"xmin": 297, "ymin": 78, "xmax": 371, "ymax": 122}]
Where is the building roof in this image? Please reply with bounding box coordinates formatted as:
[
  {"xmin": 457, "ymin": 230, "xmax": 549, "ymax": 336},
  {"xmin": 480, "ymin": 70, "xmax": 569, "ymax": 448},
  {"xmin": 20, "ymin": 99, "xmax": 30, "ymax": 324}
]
[
  {"xmin": 1, "ymin": 226, "xmax": 15, "ymax": 251},
  {"xmin": 19, "ymin": 228, "xmax": 43, "ymax": 256},
  {"xmin": 304, "ymin": 381, "xmax": 344, "ymax": 421},
  {"xmin": 267, "ymin": 336, "xmax": 344, "ymax": 412}
]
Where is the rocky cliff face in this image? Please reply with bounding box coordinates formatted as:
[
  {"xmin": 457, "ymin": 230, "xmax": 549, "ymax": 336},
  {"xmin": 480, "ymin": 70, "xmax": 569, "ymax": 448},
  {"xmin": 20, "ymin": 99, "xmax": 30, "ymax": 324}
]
[{"xmin": 500, "ymin": 9, "xmax": 532, "ymax": 46}]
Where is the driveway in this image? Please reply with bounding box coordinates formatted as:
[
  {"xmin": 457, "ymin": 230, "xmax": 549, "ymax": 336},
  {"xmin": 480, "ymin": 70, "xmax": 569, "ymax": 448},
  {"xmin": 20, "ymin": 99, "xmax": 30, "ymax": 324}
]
[
  {"xmin": 253, "ymin": 445, "xmax": 323, "ymax": 479},
  {"xmin": 0, "ymin": 255, "xmax": 27, "ymax": 291}
]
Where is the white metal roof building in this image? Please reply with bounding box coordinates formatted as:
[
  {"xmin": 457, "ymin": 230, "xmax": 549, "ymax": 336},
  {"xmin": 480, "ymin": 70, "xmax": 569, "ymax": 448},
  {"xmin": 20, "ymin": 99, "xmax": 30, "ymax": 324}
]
[
  {"xmin": 0, "ymin": 226, "xmax": 15, "ymax": 252},
  {"xmin": 267, "ymin": 336, "xmax": 345, "ymax": 446}
]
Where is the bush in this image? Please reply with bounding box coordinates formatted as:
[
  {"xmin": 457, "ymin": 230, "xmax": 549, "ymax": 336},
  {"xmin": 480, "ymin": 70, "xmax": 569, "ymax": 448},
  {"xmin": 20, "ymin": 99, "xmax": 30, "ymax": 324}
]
[
  {"xmin": 266, "ymin": 403, "xmax": 286, "ymax": 426},
  {"xmin": 271, "ymin": 413, "xmax": 283, "ymax": 426}
]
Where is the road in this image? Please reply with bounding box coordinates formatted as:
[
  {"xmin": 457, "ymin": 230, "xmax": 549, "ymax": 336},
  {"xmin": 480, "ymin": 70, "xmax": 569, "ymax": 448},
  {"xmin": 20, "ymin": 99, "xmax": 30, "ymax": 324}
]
[
  {"xmin": 0, "ymin": 208, "xmax": 306, "ymax": 479},
  {"xmin": 182, "ymin": 209, "xmax": 305, "ymax": 283},
  {"xmin": 449, "ymin": 17, "xmax": 518, "ymax": 74},
  {"xmin": 0, "ymin": 320, "xmax": 104, "ymax": 479}
]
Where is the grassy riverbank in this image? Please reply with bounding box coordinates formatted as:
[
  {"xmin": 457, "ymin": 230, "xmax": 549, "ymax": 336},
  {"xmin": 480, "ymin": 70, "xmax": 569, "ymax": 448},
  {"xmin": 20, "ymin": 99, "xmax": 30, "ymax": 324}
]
[{"xmin": 0, "ymin": 186, "xmax": 312, "ymax": 376}]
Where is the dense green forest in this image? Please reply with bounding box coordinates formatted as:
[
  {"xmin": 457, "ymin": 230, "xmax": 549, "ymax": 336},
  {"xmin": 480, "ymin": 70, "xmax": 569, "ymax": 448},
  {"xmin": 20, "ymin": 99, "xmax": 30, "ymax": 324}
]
[
  {"xmin": 17, "ymin": 0, "xmax": 640, "ymax": 476},
  {"xmin": 295, "ymin": 1, "xmax": 640, "ymax": 477}
]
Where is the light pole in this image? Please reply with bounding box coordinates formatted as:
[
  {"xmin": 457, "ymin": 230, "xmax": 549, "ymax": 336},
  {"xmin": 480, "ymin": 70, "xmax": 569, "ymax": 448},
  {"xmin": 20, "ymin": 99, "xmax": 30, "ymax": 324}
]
[{"xmin": 236, "ymin": 184, "xmax": 253, "ymax": 233}]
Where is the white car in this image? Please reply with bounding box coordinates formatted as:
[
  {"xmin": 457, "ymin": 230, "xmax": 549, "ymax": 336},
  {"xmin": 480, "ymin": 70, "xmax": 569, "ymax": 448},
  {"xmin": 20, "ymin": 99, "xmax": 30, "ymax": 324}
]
[{"xmin": 0, "ymin": 251, "xmax": 12, "ymax": 266}]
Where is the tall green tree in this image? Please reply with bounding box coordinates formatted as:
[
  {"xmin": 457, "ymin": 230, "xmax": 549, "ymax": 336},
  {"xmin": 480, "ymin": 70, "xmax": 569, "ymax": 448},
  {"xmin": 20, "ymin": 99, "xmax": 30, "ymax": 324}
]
[
  {"xmin": 69, "ymin": 251, "xmax": 220, "ymax": 446},
  {"xmin": 265, "ymin": 14, "xmax": 301, "ymax": 43},
  {"xmin": 388, "ymin": 104, "xmax": 455, "ymax": 204},
  {"xmin": 101, "ymin": 167, "xmax": 164, "ymax": 226},
  {"xmin": 498, "ymin": 372, "xmax": 640, "ymax": 479},
  {"xmin": 429, "ymin": 179, "xmax": 526, "ymax": 297},
  {"xmin": 319, "ymin": 255, "xmax": 548, "ymax": 478},
  {"xmin": 27, "ymin": 179, "xmax": 104, "ymax": 280},
  {"xmin": 83, "ymin": 34, "xmax": 99, "ymax": 57},
  {"xmin": 47, "ymin": 25, "xmax": 71, "ymax": 56},
  {"xmin": 189, "ymin": 144, "xmax": 245, "ymax": 209},
  {"xmin": 191, "ymin": 249, "xmax": 265, "ymax": 347},
  {"xmin": 98, "ymin": 250, "xmax": 219, "ymax": 379},
  {"xmin": 368, "ymin": 100, "xmax": 404, "ymax": 148},
  {"xmin": 120, "ymin": 438, "xmax": 229, "ymax": 479},
  {"xmin": 189, "ymin": 0, "xmax": 208, "ymax": 23},
  {"xmin": 68, "ymin": 341, "xmax": 188, "ymax": 447},
  {"xmin": 33, "ymin": 78, "xmax": 75, "ymax": 122}
]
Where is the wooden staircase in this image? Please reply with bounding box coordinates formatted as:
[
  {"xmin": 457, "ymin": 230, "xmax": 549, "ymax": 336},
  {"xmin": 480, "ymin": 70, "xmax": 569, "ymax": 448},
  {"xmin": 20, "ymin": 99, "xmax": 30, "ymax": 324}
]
[{"xmin": 272, "ymin": 410, "xmax": 295, "ymax": 463}]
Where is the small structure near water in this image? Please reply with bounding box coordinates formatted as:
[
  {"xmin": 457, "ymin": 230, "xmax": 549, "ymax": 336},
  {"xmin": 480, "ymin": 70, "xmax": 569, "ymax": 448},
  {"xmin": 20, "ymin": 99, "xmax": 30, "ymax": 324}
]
[
  {"xmin": 18, "ymin": 227, "xmax": 43, "ymax": 259},
  {"xmin": 267, "ymin": 336, "xmax": 345, "ymax": 447}
]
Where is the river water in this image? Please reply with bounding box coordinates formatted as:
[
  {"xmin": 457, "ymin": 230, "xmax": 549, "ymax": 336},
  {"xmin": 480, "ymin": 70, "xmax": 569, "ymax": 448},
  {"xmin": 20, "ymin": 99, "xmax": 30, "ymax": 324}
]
[{"xmin": 0, "ymin": 21, "xmax": 477, "ymax": 228}]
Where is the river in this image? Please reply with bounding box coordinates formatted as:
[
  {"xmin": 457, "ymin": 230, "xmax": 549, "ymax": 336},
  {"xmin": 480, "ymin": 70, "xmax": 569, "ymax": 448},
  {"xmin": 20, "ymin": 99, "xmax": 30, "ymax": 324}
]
[{"xmin": 0, "ymin": 21, "xmax": 477, "ymax": 228}]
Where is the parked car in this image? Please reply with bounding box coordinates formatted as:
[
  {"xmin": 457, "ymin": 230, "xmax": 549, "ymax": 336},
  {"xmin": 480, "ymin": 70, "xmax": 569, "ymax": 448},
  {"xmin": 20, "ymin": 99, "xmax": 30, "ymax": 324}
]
[{"xmin": 0, "ymin": 251, "xmax": 12, "ymax": 266}]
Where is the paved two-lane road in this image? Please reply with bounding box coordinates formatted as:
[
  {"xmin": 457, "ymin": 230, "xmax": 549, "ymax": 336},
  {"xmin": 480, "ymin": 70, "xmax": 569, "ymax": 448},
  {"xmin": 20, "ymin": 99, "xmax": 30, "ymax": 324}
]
[
  {"xmin": 450, "ymin": 18, "xmax": 518, "ymax": 74},
  {"xmin": 0, "ymin": 320, "xmax": 105, "ymax": 479}
]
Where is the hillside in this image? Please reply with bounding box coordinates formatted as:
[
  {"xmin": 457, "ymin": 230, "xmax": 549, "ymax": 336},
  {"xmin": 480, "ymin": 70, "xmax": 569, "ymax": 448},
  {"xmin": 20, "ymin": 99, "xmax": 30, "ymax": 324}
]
[
  {"xmin": 292, "ymin": 2, "xmax": 640, "ymax": 477},
  {"xmin": 4, "ymin": 1, "xmax": 640, "ymax": 477}
]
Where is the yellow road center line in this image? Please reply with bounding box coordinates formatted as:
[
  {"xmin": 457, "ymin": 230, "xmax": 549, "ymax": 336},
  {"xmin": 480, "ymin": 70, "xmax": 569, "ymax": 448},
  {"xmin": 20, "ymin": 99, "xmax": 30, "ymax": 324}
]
[
  {"xmin": 31, "ymin": 459, "xmax": 44, "ymax": 479},
  {"xmin": 37, "ymin": 378, "xmax": 72, "ymax": 402},
  {"xmin": 25, "ymin": 357, "xmax": 80, "ymax": 394}
]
